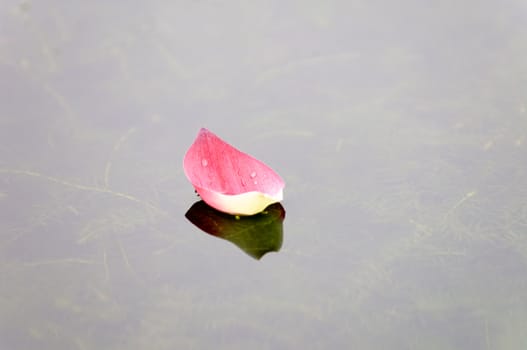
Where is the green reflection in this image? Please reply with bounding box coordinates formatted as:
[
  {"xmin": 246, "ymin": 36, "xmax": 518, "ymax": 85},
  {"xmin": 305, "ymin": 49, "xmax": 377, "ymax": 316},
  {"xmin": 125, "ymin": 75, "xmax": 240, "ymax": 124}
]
[{"xmin": 185, "ymin": 201, "xmax": 285, "ymax": 259}]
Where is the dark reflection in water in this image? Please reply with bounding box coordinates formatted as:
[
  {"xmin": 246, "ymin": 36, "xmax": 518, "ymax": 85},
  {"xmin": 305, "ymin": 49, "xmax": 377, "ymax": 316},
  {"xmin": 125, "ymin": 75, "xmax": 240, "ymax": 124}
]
[{"xmin": 185, "ymin": 201, "xmax": 285, "ymax": 259}]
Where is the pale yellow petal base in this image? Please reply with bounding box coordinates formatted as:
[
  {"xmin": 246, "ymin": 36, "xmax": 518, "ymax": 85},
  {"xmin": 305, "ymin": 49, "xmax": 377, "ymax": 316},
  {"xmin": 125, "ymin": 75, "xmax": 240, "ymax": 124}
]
[{"xmin": 197, "ymin": 187, "xmax": 283, "ymax": 216}]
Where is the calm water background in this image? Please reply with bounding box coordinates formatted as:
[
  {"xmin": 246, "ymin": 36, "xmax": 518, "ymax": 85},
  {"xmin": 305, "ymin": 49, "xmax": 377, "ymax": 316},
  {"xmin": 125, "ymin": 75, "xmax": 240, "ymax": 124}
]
[{"xmin": 1, "ymin": 1, "xmax": 527, "ymax": 349}]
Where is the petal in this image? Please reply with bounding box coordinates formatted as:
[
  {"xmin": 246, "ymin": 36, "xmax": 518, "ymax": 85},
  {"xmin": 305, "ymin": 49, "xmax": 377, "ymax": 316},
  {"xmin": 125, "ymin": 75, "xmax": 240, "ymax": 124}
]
[{"xmin": 183, "ymin": 128, "xmax": 285, "ymax": 215}]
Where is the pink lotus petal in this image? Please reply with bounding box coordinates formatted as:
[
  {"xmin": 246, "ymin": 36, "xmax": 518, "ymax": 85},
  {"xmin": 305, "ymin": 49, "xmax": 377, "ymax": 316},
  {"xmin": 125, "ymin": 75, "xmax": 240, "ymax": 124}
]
[{"xmin": 183, "ymin": 128, "xmax": 285, "ymax": 215}]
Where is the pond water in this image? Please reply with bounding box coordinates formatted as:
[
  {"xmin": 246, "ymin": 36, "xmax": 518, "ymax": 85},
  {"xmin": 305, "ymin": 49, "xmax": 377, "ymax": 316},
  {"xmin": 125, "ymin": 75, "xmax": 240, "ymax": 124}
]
[{"xmin": 1, "ymin": 1, "xmax": 527, "ymax": 349}]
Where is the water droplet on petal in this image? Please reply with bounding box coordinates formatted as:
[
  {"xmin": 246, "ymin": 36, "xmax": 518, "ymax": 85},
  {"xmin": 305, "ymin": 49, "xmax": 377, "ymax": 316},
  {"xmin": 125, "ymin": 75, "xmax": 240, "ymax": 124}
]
[
  {"xmin": 201, "ymin": 159, "xmax": 208, "ymax": 167},
  {"xmin": 250, "ymin": 171, "xmax": 257, "ymax": 178},
  {"xmin": 253, "ymin": 180, "xmax": 258, "ymax": 185}
]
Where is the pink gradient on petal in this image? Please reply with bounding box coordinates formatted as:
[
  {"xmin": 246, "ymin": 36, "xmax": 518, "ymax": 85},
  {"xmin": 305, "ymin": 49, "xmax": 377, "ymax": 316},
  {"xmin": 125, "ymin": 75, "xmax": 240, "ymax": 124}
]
[{"xmin": 183, "ymin": 128, "xmax": 285, "ymax": 215}]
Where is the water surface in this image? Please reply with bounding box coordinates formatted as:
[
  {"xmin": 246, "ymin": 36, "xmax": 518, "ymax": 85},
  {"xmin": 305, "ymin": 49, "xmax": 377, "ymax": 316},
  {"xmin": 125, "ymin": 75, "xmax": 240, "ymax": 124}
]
[{"xmin": 1, "ymin": 1, "xmax": 527, "ymax": 349}]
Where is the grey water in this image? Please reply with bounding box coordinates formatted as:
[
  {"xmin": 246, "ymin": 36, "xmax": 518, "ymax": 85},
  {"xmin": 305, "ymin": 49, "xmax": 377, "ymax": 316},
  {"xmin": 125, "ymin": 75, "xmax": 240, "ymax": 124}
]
[{"xmin": 1, "ymin": 1, "xmax": 527, "ymax": 349}]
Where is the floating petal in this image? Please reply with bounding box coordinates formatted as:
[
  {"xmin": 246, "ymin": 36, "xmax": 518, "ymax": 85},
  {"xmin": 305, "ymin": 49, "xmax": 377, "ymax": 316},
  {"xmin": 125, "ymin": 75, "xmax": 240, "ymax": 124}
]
[{"xmin": 183, "ymin": 128, "xmax": 285, "ymax": 215}]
